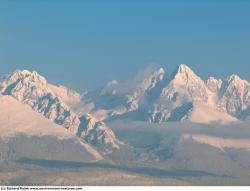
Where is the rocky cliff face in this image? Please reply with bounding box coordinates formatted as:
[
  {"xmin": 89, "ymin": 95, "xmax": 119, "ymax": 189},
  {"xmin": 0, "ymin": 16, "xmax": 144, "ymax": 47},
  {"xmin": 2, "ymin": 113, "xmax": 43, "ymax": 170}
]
[
  {"xmin": 0, "ymin": 70, "xmax": 122, "ymax": 152},
  {"xmin": 83, "ymin": 64, "xmax": 250, "ymax": 124},
  {"xmin": 1, "ymin": 64, "xmax": 249, "ymax": 126}
]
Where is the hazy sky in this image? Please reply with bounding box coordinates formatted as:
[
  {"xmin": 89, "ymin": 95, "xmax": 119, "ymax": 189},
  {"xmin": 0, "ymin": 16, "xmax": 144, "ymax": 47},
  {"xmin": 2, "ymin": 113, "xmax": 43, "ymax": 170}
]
[{"xmin": 0, "ymin": 0, "xmax": 249, "ymax": 91}]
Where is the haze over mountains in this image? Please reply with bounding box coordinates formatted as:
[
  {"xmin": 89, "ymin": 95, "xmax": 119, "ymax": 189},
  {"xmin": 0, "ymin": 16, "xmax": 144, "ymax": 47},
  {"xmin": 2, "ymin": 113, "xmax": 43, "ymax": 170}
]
[
  {"xmin": 0, "ymin": 64, "xmax": 249, "ymax": 148},
  {"xmin": 81, "ymin": 64, "xmax": 250, "ymax": 124},
  {"xmin": 0, "ymin": 65, "xmax": 249, "ymax": 124},
  {"xmin": 1, "ymin": 64, "xmax": 250, "ymax": 185}
]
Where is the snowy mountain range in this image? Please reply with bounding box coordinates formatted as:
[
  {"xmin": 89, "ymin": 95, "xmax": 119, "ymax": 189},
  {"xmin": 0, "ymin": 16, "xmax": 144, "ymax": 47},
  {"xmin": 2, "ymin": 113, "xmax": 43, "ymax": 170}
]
[
  {"xmin": 0, "ymin": 64, "xmax": 249, "ymax": 155},
  {"xmin": 0, "ymin": 70, "xmax": 122, "ymax": 154},
  {"xmin": 1, "ymin": 64, "xmax": 250, "ymax": 185},
  {"xmin": 82, "ymin": 64, "xmax": 250, "ymax": 124}
]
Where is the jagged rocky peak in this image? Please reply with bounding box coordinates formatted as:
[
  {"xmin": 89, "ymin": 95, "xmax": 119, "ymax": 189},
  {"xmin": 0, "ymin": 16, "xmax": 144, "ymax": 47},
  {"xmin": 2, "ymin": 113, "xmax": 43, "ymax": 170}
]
[
  {"xmin": 161, "ymin": 64, "xmax": 208, "ymax": 102},
  {"xmin": 0, "ymin": 69, "xmax": 122, "ymax": 151},
  {"xmin": 124, "ymin": 66, "xmax": 166, "ymax": 112},
  {"xmin": 127, "ymin": 66, "xmax": 165, "ymax": 99},
  {"xmin": 89, "ymin": 66, "xmax": 166, "ymax": 117},
  {"xmin": 172, "ymin": 64, "xmax": 202, "ymax": 82},
  {"xmin": 1, "ymin": 69, "xmax": 49, "ymax": 103},
  {"xmin": 2, "ymin": 65, "xmax": 250, "ymax": 127},
  {"xmin": 1, "ymin": 69, "xmax": 82, "ymax": 108},
  {"xmin": 207, "ymin": 77, "xmax": 222, "ymax": 92},
  {"xmin": 220, "ymin": 74, "xmax": 250, "ymax": 99},
  {"xmin": 217, "ymin": 74, "xmax": 250, "ymax": 116},
  {"xmin": 123, "ymin": 65, "xmax": 165, "ymax": 95},
  {"xmin": 94, "ymin": 65, "xmax": 165, "ymax": 99},
  {"xmin": 176, "ymin": 64, "xmax": 194, "ymax": 74},
  {"xmin": 4, "ymin": 69, "xmax": 47, "ymax": 84},
  {"xmin": 6, "ymin": 69, "xmax": 31, "ymax": 79},
  {"xmin": 137, "ymin": 67, "xmax": 165, "ymax": 90},
  {"xmin": 78, "ymin": 114, "xmax": 122, "ymax": 152},
  {"xmin": 227, "ymin": 74, "xmax": 250, "ymax": 87}
]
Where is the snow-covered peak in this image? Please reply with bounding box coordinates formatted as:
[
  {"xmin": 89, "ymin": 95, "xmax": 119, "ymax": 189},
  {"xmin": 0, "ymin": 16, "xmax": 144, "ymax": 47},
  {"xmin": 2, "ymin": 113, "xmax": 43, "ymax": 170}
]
[
  {"xmin": 86, "ymin": 66, "xmax": 166, "ymax": 118},
  {"xmin": 161, "ymin": 64, "xmax": 208, "ymax": 102},
  {"xmin": 229, "ymin": 74, "xmax": 241, "ymax": 81},
  {"xmin": 132, "ymin": 67, "xmax": 165, "ymax": 95},
  {"xmin": 207, "ymin": 77, "xmax": 222, "ymax": 92},
  {"xmin": 11, "ymin": 69, "xmax": 31, "ymax": 77},
  {"xmin": 0, "ymin": 69, "xmax": 122, "ymax": 151},
  {"xmin": 17, "ymin": 69, "xmax": 32, "ymax": 76},
  {"xmin": 117, "ymin": 66, "xmax": 165, "ymax": 95},
  {"xmin": 15, "ymin": 69, "xmax": 45, "ymax": 80},
  {"xmin": 122, "ymin": 66, "xmax": 165, "ymax": 112},
  {"xmin": 0, "ymin": 69, "xmax": 50, "ymax": 104},
  {"xmin": 140, "ymin": 67, "xmax": 165, "ymax": 87},
  {"xmin": 95, "ymin": 66, "xmax": 165, "ymax": 99},
  {"xmin": 3, "ymin": 65, "xmax": 250, "ymax": 126},
  {"xmin": 219, "ymin": 74, "xmax": 250, "ymax": 100},
  {"xmin": 176, "ymin": 64, "xmax": 194, "ymax": 75},
  {"xmin": 1, "ymin": 69, "xmax": 83, "ymax": 108},
  {"xmin": 227, "ymin": 74, "xmax": 250, "ymax": 87},
  {"xmin": 217, "ymin": 74, "xmax": 250, "ymax": 117},
  {"xmin": 2, "ymin": 69, "xmax": 47, "ymax": 86},
  {"xmin": 171, "ymin": 64, "xmax": 201, "ymax": 82}
]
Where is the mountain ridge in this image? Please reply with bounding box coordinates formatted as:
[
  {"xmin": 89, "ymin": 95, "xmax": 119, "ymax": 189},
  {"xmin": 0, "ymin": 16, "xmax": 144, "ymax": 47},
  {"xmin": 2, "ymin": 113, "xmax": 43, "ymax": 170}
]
[
  {"xmin": 0, "ymin": 69, "xmax": 122, "ymax": 153},
  {"xmin": 81, "ymin": 64, "xmax": 249, "ymax": 124},
  {"xmin": 1, "ymin": 64, "xmax": 249, "ymax": 125}
]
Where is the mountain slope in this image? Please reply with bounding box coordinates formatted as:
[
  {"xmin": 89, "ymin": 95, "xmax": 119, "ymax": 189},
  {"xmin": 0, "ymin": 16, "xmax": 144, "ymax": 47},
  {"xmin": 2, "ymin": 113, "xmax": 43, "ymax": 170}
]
[
  {"xmin": 148, "ymin": 64, "xmax": 213, "ymax": 123},
  {"xmin": 0, "ymin": 95, "xmax": 103, "ymax": 161},
  {"xmin": 218, "ymin": 75, "xmax": 250, "ymax": 118},
  {"xmin": 88, "ymin": 64, "xmax": 247, "ymax": 124},
  {"xmin": 0, "ymin": 70, "xmax": 122, "ymax": 151},
  {"xmin": 83, "ymin": 65, "xmax": 165, "ymax": 121},
  {"xmin": 1, "ymin": 64, "xmax": 249, "ymax": 125}
]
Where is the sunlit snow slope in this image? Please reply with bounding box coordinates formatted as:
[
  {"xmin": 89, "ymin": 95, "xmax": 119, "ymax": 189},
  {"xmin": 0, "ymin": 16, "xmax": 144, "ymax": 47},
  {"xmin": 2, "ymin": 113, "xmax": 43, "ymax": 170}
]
[{"xmin": 0, "ymin": 95, "xmax": 103, "ymax": 161}]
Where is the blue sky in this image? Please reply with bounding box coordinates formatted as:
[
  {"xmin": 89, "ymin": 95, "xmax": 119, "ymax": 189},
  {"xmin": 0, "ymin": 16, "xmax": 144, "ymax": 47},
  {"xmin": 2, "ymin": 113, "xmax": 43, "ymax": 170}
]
[{"xmin": 0, "ymin": 0, "xmax": 249, "ymax": 91}]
